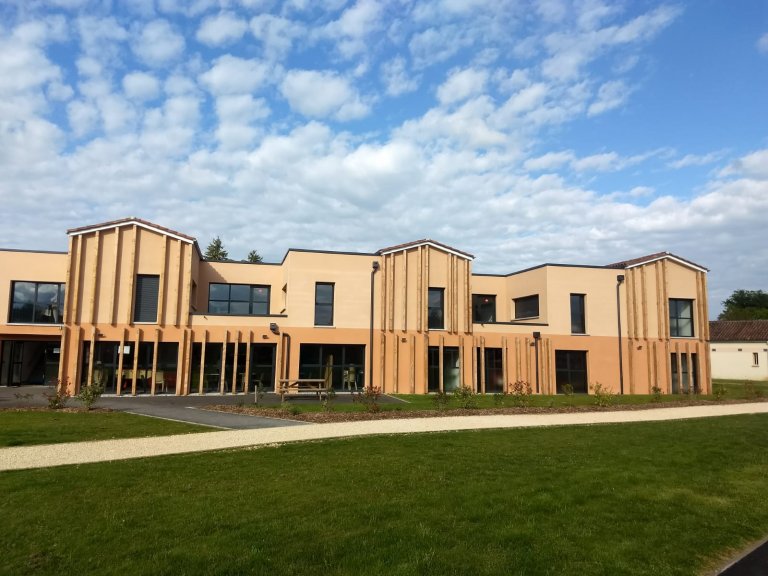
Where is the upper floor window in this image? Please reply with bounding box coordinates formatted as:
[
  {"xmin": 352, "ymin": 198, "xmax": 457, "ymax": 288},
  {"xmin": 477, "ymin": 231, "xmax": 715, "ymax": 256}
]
[
  {"xmin": 134, "ymin": 275, "xmax": 159, "ymax": 323},
  {"xmin": 514, "ymin": 294, "xmax": 539, "ymax": 319},
  {"xmin": 428, "ymin": 288, "xmax": 445, "ymax": 329},
  {"xmin": 208, "ymin": 283, "xmax": 270, "ymax": 315},
  {"xmin": 9, "ymin": 281, "xmax": 65, "ymax": 324},
  {"xmin": 315, "ymin": 283, "xmax": 334, "ymax": 326},
  {"xmin": 570, "ymin": 294, "xmax": 586, "ymax": 334},
  {"xmin": 669, "ymin": 298, "xmax": 694, "ymax": 337},
  {"xmin": 472, "ymin": 294, "xmax": 496, "ymax": 323}
]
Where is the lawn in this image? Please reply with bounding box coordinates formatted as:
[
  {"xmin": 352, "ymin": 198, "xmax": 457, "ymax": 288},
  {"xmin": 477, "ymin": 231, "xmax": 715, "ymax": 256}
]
[
  {"xmin": 713, "ymin": 378, "xmax": 768, "ymax": 399},
  {"xmin": 0, "ymin": 411, "xmax": 210, "ymax": 447},
  {"xmin": 2, "ymin": 414, "xmax": 768, "ymax": 575}
]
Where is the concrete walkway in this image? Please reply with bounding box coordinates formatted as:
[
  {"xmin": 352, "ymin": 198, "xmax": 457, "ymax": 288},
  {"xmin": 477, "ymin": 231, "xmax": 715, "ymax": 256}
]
[{"xmin": 3, "ymin": 402, "xmax": 768, "ymax": 472}]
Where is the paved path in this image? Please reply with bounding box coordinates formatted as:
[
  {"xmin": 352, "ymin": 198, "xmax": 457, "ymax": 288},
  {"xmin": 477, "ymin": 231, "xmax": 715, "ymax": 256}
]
[{"xmin": 3, "ymin": 403, "xmax": 768, "ymax": 472}]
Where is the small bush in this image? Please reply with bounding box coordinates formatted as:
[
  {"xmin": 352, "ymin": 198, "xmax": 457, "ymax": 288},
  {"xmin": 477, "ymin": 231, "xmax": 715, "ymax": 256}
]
[
  {"xmin": 561, "ymin": 383, "xmax": 574, "ymax": 396},
  {"xmin": 432, "ymin": 391, "xmax": 450, "ymax": 411},
  {"xmin": 591, "ymin": 382, "xmax": 614, "ymax": 407},
  {"xmin": 452, "ymin": 385, "xmax": 478, "ymax": 409},
  {"xmin": 322, "ymin": 388, "xmax": 336, "ymax": 412},
  {"xmin": 743, "ymin": 382, "xmax": 764, "ymax": 399},
  {"xmin": 77, "ymin": 381, "xmax": 104, "ymax": 411},
  {"xmin": 354, "ymin": 386, "xmax": 382, "ymax": 413},
  {"xmin": 651, "ymin": 385, "xmax": 662, "ymax": 403},
  {"xmin": 509, "ymin": 380, "xmax": 533, "ymax": 407},
  {"xmin": 492, "ymin": 393, "xmax": 506, "ymax": 408},
  {"xmin": 45, "ymin": 389, "xmax": 71, "ymax": 410},
  {"xmin": 253, "ymin": 381, "xmax": 266, "ymax": 406},
  {"xmin": 712, "ymin": 383, "xmax": 727, "ymax": 401}
]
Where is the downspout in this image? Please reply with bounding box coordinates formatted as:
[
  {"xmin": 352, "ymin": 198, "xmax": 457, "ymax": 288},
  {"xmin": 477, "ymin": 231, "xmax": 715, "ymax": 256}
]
[
  {"xmin": 616, "ymin": 274, "xmax": 625, "ymax": 395},
  {"xmin": 533, "ymin": 331, "xmax": 541, "ymax": 393},
  {"xmin": 369, "ymin": 261, "xmax": 380, "ymax": 389}
]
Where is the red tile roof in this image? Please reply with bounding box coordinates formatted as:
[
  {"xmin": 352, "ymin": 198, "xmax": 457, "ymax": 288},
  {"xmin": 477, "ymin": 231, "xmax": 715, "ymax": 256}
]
[
  {"xmin": 377, "ymin": 239, "xmax": 474, "ymax": 259},
  {"xmin": 606, "ymin": 251, "xmax": 708, "ymax": 272},
  {"xmin": 710, "ymin": 320, "xmax": 768, "ymax": 342}
]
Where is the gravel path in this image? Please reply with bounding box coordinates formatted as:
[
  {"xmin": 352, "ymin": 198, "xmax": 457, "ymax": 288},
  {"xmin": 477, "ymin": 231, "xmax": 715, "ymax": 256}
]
[{"xmin": 3, "ymin": 403, "xmax": 768, "ymax": 471}]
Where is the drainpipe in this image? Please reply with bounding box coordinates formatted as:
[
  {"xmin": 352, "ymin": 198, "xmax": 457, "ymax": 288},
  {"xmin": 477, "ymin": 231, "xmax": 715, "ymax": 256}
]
[
  {"xmin": 369, "ymin": 261, "xmax": 380, "ymax": 389},
  {"xmin": 616, "ymin": 275, "xmax": 625, "ymax": 395},
  {"xmin": 533, "ymin": 331, "xmax": 541, "ymax": 394}
]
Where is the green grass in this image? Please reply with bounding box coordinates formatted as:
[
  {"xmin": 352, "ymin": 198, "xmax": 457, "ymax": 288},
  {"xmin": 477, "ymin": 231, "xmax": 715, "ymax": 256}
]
[
  {"xmin": 0, "ymin": 411, "xmax": 210, "ymax": 447},
  {"xmin": 713, "ymin": 378, "xmax": 768, "ymax": 399},
  {"xmin": 2, "ymin": 415, "xmax": 768, "ymax": 575}
]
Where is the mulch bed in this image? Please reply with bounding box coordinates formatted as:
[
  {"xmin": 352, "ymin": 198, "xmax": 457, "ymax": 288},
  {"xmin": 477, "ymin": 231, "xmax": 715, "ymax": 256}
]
[{"xmin": 205, "ymin": 398, "xmax": 767, "ymax": 424}]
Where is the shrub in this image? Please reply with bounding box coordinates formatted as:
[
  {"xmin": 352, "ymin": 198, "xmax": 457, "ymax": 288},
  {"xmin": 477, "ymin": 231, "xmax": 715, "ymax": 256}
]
[
  {"xmin": 322, "ymin": 388, "xmax": 336, "ymax": 412},
  {"xmin": 77, "ymin": 380, "xmax": 104, "ymax": 411},
  {"xmin": 509, "ymin": 380, "xmax": 533, "ymax": 407},
  {"xmin": 45, "ymin": 389, "xmax": 71, "ymax": 410},
  {"xmin": 712, "ymin": 383, "xmax": 727, "ymax": 401},
  {"xmin": 354, "ymin": 386, "xmax": 382, "ymax": 413},
  {"xmin": 743, "ymin": 382, "xmax": 764, "ymax": 399},
  {"xmin": 651, "ymin": 385, "xmax": 662, "ymax": 403},
  {"xmin": 452, "ymin": 385, "xmax": 478, "ymax": 409},
  {"xmin": 253, "ymin": 381, "xmax": 266, "ymax": 406},
  {"xmin": 432, "ymin": 391, "xmax": 450, "ymax": 411},
  {"xmin": 492, "ymin": 392, "xmax": 506, "ymax": 408},
  {"xmin": 561, "ymin": 383, "xmax": 574, "ymax": 396},
  {"xmin": 591, "ymin": 382, "xmax": 614, "ymax": 407}
]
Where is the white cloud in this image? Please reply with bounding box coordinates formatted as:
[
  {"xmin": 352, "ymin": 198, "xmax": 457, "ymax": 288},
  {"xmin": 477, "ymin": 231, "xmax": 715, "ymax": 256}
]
[
  {"xmin": 280, "ymin": 70, "xmax": 370, "ymax": 120},
  {"xmin": 524, "ymin": 151, "xmax": 575, "ymax": 171},
  {"xmin": 123, "ymin": 72, "xmax": 160, "ymax": 101},
  {"xmin": 199, "ymin": 55, "xmax": 270, "ymax": 96},
  {"xmin": 132, "ymin": 19, "xmax": 185, "ymax": 67},
  {"xmin": 321, "ymin": 0, "xmax": 383, "ymax": 58},
  {"xmin": 250, "ymin": 14, "xmax": 305, "ymax": 60},
  {"xmin": 719, "ymin": 149, "xmax": 768, "ymax": 179},
  {"xmin": 214, "ymin": 94, "xmax": 270, "ymax": 150},
  {"xmin": 757, "ymin": 32, "xmax": 768, "ymax": 54},
  {"xmin": 436, "ymin": 67, "xmax": 487, "ymax": 105},
  {"xmin": 587, "ymin": 79, "xmax": 631, "ymax": 116},
  {"xmin": 380, "ymin": 57, "xmax": 419, "ymax": 96},
  {"xmin": 67, "ymin": 99, "xmax": 99, "ymax": 137},
  {"xmin": 668, "ymin": 151, "xmax": 725, "ymax": 169},
  {"xmin": 196, "ymin": 12, "xmax": 248, "ymax": 46}
]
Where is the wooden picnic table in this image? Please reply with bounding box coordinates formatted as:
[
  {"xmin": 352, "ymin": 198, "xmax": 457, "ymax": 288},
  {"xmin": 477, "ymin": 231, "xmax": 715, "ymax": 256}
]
[{"xmin": 276, "ymin": 378, "xmax": 330, "ymax": 401}]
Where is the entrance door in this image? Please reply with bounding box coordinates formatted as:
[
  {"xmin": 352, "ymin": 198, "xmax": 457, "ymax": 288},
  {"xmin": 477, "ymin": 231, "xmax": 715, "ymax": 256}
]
[{"xmin": 0, "ymin": 342, "xmax": 23, "ymax": 385}]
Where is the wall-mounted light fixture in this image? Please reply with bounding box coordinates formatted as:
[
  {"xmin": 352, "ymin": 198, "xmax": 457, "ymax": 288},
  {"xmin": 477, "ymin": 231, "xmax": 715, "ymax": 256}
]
[{"xmin": 269, "ymin": 322, "xmax": 280, "ymax": 335}]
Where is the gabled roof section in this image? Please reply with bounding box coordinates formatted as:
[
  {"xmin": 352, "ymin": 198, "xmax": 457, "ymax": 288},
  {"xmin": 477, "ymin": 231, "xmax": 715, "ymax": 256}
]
[
  {"xmin": 377, "ymin": 239, "xmax": 474, "ymax": 260},
  {"xmin": 67, "ymin": 217, "xmax": 196, "ymax": 245},
  {"xmin": 606, "ymin": 251, "xmax": 708, "ymax": 273},
  {"xmin": 710, "ymin": 320, "xmax": 768, "ymax": 342}
]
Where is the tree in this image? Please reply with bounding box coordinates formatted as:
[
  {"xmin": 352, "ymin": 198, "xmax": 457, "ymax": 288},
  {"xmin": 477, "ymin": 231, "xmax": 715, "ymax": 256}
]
[
  {"xmin": 718, "ymin": 289, "xmax": 768, "ymax": 320},
  {"xmin": 204, "ymin": 236, "xmax": 229, "ymax": 261},
  {"xmin": 246, "ymin": 250, "xmax": 263, "ymax": 263}
]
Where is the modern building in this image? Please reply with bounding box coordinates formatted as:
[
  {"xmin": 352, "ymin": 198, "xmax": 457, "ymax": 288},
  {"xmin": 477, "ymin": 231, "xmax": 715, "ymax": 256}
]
[
  {"xmin": 710, "ymin": 320, "xmax": 768, "ymax": 381},
  {"xmin": 0, "ymin": 218, "xmax": 711, "ymax": 396}
]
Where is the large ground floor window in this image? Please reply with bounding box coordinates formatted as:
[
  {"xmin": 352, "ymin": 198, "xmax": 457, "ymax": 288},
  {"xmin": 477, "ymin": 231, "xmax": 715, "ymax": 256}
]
[
  {"xmin": 477, "ymin": 348, "xmax": 504, "ymax": 393},
  {"xmin": 189, "ymin": 343, "xmax": 276, "ymax": 394},
  {"xmin": 0, "ymin": 340, "xmax": 59, "ymax": 386},
  {"xmin": 427, "ymin": 346, "xmax": 461, "ymax": 392},
  {"xmin": 298, "ymin": 344, "xmax": 364, "ymax": 391},
  {"xmin": 555, "ymin": 350, "xmax": 588, "ymax": 394},
  {"xmin": 671, "ymin": 352, "xmax": 699, "ymax": 394},
  {"xmin": 81, "ymin": 342, "xmax": 155, "ymax": 394}
]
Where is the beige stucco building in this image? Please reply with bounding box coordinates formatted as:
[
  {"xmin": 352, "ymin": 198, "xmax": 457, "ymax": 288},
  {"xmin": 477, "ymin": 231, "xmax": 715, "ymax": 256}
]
[
  {"xmin": 0, "ymin": 218, "xmax": 711, "ymax": 396},
  {"xmin": 710, "ymin": 320, "xmax": 768, "ymax": 381}
]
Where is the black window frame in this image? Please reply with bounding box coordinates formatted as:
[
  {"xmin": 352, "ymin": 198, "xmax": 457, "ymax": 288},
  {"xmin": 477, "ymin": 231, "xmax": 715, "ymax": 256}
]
[
  {"xmin": 8, "ymin": 281, "xmax": 66, "ymax": 324},
  {"xmin": 314, "ymin": 282, "xmax": 335, "ymax": 326},
  {"xmin": 207, "ymin": 283, "xmax": 271, "ymax": 316},
  {"xmin": 472, "ymin": 294, "xmax": 496, "ymax": 323},
  {"xmin": 555, "ymin": 350, "xmax": 588, "ymax": 394},
  {"xmin": 428, "ymin": 287, "xmax": 445, "ymax": 330},
  {"xmin": 669, "ymin": 298, "xmax": 694, "ymax": 338},
  {"xmin": 570, "ymin": 293, "xmax": 586, "ymax": 334},
  {"xmin": 514, "ymin": 294, "xmax": 539, "ymax": 319},
  {"xmin": 134, "ymin": 275, "xmax": 160, "ymax": 323}
]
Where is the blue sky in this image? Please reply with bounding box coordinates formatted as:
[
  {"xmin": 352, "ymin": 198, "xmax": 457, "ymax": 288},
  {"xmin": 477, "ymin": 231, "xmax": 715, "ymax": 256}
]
[{"xmin": 0, "ymin": 0, "xmax": 766, "ymax": 316}]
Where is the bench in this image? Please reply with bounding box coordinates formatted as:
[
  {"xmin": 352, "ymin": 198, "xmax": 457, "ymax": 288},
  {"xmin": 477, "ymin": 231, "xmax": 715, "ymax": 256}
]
[{"xmin": 276, "ymin": 378, "xmax": 330, "ymax": 401}]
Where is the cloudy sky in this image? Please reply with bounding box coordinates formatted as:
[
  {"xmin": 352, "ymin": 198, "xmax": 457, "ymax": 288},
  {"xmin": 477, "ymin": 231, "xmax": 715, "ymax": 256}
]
[{"xmin": 1, "ymin": 0, "xmax": 766, "ymax": 316}]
